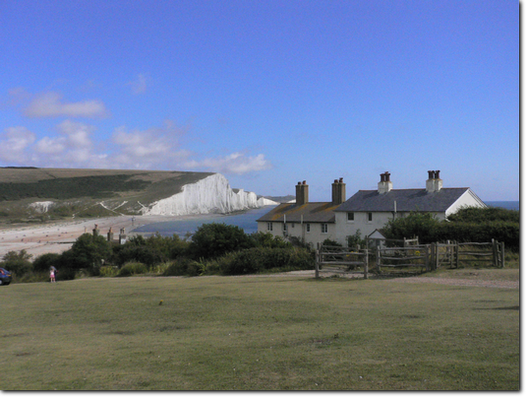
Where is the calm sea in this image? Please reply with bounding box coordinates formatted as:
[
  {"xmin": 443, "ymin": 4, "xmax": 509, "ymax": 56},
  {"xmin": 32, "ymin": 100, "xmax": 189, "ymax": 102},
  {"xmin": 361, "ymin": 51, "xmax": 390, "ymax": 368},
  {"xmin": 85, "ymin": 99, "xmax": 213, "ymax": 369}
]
[
  {"xmin": 132, "ymin": 201, "xmax": 519, "ymax": 237},
  {"xmin": 485, "ymin": 201, "xmax": 519, "ymax": 210},
  {"xmin": 131, "ymin": 206, "xmax": 276, "ymax": 237}
]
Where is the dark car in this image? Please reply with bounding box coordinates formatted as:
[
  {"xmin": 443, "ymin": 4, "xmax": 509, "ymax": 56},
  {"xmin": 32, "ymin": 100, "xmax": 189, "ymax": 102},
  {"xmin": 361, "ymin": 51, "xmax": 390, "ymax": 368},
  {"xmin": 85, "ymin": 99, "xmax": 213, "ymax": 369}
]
[{"xmin": 0, "ymin": 268, "xmax": 12, "ymax": 286}]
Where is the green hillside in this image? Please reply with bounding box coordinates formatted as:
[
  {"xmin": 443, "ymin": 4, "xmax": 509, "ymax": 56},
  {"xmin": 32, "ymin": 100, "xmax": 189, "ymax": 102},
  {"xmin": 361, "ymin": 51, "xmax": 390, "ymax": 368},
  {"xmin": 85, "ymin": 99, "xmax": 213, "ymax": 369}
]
[{"xmin": 0, "ymin": 167, "xmax": 214, "ymax": 223}]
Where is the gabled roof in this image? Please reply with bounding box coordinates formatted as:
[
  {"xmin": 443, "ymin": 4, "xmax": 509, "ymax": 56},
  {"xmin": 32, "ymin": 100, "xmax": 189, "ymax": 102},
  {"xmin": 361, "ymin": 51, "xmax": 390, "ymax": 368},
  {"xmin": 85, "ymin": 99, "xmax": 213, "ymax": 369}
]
[
  {"xmin": 334, "ymin": 188, "xmax": 471, "ymax": 213},
  {"xmin": 256, "ymin": 202, "xmax": 339, "ymax": 224}
]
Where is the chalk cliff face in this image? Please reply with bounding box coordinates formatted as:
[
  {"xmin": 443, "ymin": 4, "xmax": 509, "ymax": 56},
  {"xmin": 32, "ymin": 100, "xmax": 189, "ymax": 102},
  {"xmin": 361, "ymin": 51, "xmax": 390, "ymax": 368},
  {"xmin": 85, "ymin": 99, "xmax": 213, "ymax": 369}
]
[{"xmin": 141, "ymin": 173, "xmax": 277, "ymax": 216}]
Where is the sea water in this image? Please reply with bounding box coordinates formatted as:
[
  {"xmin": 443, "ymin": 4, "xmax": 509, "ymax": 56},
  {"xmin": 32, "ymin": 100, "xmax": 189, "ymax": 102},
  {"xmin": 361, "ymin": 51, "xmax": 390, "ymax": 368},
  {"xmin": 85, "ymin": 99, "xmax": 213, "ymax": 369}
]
[
  {"xmin": 485, "ymin": 201, "xmax": 519, "ymax": 210},
  {"xmin": 131, "ymin": 206, "xmax": 276, "ymax": 238}
]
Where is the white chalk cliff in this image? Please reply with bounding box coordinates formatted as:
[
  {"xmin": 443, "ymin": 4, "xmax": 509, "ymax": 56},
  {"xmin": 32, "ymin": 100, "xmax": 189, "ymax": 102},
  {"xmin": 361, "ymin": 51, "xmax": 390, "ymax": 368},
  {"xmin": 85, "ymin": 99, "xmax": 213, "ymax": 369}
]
[{"xmin": 141, "ymin": 173, "xmax": 277, "ymax": 216}]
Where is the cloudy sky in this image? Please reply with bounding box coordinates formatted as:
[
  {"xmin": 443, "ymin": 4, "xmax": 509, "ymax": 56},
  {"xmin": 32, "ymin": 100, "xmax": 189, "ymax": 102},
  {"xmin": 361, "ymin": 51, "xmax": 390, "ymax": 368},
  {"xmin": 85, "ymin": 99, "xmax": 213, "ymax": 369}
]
[{"xmin": 0, "ymin": 1, "xmax": 519, "ymax": 201}]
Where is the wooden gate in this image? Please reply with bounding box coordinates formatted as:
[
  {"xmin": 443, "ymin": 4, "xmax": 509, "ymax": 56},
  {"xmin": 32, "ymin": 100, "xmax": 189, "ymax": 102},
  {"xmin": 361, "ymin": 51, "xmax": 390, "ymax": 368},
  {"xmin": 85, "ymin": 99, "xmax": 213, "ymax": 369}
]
[
  {"xmin": 315, "ymin": 243, "xmax": 369, "ymax": 279},
  {"xmin": 431, "ymin": 239, "xmax": 505, "ymax": 269},
  {"xmin": 375, "ymin": 244, "xmax": 432, "ymax": 274}
]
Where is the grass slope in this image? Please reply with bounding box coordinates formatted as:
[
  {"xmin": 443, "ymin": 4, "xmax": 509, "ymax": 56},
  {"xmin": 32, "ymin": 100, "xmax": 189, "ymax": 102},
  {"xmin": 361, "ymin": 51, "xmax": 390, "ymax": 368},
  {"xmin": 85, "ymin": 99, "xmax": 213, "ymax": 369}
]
[
  {"xmin": 0, "ymin": 167, "xmax": 214, "ymax": 222},
  {"xmin": 1, "ymin": 274, "xmax": 519, "ymax": 390}
]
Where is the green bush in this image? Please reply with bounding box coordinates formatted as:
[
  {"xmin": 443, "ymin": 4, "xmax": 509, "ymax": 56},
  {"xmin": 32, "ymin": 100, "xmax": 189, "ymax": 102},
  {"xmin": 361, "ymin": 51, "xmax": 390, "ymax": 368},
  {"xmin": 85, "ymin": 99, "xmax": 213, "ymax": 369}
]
[
  {"xmin": 117, "ymin": 262, "xmax": 148, "ymax": 277},
  {"xmin": 219, "ymin": 247, "xmax": 315, "ymax": 275},
  {"xmin": 188, "ymin": 223, "xmax": 252, "ymax": 259},
  {"xmin": 447, "ymin": 206, "xmax": 519, "ymax": 223},
  {"xmin": 66, "ymin": 233, "xmax": 112, "ymax": 273},
  {"xmin": 111, "ymin": 233, "xmax": 189, "ymax": 266},
  {"xmin": 1, "ymin": 250, "xmax": 33, "ymax": 277},
  {"xmin": 57, "ymin": 268, "xmax": 77, "ymax": 281},
  {"xmin": 163, "ymin": 258, "xmax": 203, "ymax": 277},
  {"xmin": 33, "ymin": 253, "xmax": 61, "ymax": 272},
  {"xmin": 382, "ymin": 209, "xmax": 519, "ymax": 251},
  {"xmin": 99, "ymin": 265, "xmax": 119, "ymax": 277}
]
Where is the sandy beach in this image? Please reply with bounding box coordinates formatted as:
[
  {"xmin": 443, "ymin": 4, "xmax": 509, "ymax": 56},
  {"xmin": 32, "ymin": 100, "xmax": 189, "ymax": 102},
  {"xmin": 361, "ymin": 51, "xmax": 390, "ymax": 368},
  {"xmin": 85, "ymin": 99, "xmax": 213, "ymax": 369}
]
[{"xmin": 0, "ymin": 215, "xmax": 179, "ymax": 259}]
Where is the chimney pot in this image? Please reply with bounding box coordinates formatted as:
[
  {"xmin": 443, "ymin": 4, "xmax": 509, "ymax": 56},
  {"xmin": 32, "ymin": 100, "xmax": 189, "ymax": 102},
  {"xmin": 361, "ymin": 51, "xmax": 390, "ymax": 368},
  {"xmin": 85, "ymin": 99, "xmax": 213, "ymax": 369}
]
[
  {"xmin": 332, "ymin": 177, "xmax": 346, "ymax": 205},
  {"xmin": 296, "ymin": 180, "xmax": 309, "ymax": 205},
  {"xmin": 426, "ymin": 170, "xmax": 443, "ymax": 192},
  {"xmin": 378, "ymin": 172, "xmax": 393, "ymax": 194}
]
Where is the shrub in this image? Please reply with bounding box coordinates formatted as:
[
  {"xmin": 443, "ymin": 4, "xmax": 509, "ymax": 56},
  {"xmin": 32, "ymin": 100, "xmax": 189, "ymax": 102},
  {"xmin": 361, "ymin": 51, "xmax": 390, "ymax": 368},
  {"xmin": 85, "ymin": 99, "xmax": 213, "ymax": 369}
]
[
  {"xmin": 99, "ymin": 266, "xmax": 119, "ymax": 277},
  {"xmin": 57, "ymin": 267, "xmax": 77, "ymax": 281},
  {"xmin": 219, "ymin": 247, "xmax": 315, "ymax": 275},
  {"xmin": 33, "ymin": 253, "xmax": 61, "ymax": 272},
  {"xmin": 382, "ymin": 209, "xmax": 519, "ymax": 251},
  {"xmin": 188, "ymin": 223, "xmax": 253, "ymax": 260},
  {"xmin": 249, "ymin": 232, "xmax": 291, "ymax": 248},
  {"xmin": 68, "ymin": 233, "xmax": 112, "ymax": 273},
  {"xmin": 383, "ymin": 212, "xmax": 438, "ymax": 244},
  {"xmin": 447, "ymin": 206, "xmax": 519, "ymax": 223},
  {"xmin": 117, "ymin": 262, "xmax": 148, "ymax": 277},
  {"xmin": 1, "ymin": 250, "xmax": 33, "ymax": 277},
  {"xmin": 163, "ymin": 257, "xmax": 203, "ymax": 277}
]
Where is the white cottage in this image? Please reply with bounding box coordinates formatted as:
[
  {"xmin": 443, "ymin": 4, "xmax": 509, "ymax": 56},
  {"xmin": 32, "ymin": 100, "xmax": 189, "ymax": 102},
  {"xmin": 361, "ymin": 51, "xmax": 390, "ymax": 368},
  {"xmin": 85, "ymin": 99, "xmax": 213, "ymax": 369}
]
[
  {"xmin": 333, "ymin": 171, "xmax": 487, "ymax": 245},
  {"xmin": 257, "ymin": 171, "xmax": 487, "ymax": 248},
  {"xmin": 256, "ymin": 179, "xmax": 346, "ymax": 247}
]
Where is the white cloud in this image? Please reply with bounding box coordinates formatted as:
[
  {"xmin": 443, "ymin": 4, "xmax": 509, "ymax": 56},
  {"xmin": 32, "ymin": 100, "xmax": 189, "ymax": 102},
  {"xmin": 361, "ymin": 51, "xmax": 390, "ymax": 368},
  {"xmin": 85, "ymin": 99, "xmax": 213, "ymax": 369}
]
[
  {"xmin": 110, "ymin": 122, "xmax": 189, "ymax": 169},
  {"xmin": 32, "ymin": 120, "xmax": 102, "ymax": 167},
  {"xmin": 127, "ymin": 74, "xmax": 149, "ymax": 94},
  {"xmin": 1, "ymin": 120, "xmax": 272, "ymax": 176},
  {"xmin": 0, "ymin": 127, "xmax": 36, "ymax": 163},
  {"xmin": 24, "ymin": 92, "xmax": 108, "ymax": 118},
  {"xmin": 184, "ymin": 152, "xmax": 272, "ymax": 175}
]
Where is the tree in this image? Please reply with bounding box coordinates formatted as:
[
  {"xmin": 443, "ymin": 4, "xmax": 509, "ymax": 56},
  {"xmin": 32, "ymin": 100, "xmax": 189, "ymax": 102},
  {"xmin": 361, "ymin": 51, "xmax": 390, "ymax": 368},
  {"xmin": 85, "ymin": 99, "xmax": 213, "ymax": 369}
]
[
  {"xmin": 382, "ymin": 212, "xmax": 439, "ymax": 244},
  {"xmin": 66, "ymin": 233, "xmax": 112, "ymax": 272},
  {"xmin": 188, "ymin": 223, "xmax": 252, "ymax": 259},
  {"xmin": 33, "ymin": 253, "xmax": 61, "ymax": 272},
  {"xmin": 1, "ymin": 250, "xmax": 33, "ymax": 276}
]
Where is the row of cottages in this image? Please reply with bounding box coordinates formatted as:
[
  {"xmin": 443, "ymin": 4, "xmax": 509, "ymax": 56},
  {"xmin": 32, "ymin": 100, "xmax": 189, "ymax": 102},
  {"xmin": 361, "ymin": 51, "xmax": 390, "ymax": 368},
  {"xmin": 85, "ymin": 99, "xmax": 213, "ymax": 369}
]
[{"xmin": 256, "ymin": 171, "xmax": 487, "ymax": 247}]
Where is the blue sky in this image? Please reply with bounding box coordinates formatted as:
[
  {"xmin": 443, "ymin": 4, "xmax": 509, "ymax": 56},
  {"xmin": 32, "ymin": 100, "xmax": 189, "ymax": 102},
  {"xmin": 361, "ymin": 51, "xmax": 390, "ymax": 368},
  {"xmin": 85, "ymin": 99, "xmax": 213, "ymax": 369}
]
[{"xmin": 0, "ymin": 0, "xmax": 519, "ymax": 201}]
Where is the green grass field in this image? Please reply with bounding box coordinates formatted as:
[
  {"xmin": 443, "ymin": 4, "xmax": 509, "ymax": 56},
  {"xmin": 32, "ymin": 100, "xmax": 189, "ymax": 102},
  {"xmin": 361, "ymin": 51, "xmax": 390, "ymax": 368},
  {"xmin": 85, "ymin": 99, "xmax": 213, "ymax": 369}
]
[{"xmin": 1, "ymin": 273, "xmax": 519, "ymax": 390}]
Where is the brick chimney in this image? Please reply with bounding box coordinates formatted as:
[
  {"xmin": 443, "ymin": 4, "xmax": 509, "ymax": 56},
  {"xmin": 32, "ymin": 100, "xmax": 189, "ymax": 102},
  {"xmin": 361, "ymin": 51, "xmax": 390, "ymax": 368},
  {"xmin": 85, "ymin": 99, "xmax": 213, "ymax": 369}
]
[
  {"xmin": 426, "ymin": 170, "xmax": 443, "ymax": 193},
  {"xmin": 378, "ymin": 172, "xmax": 393, "ymax": 194},
  {"xmin": 296, "ymin": 180, "xmax": 309, "ymax": 206},
  {"xmin": 332, "ymin": 177, "xmax": 346, "ymax": 205}
]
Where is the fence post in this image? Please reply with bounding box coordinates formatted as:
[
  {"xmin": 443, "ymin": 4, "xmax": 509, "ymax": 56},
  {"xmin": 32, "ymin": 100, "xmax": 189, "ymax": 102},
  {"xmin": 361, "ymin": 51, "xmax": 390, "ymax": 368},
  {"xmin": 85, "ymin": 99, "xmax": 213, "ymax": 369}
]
[
  {"xmin": 315, "ymin": 243, "xmax": 320, "ymax": 279},
  {"xmin": 363, "ymin": 249, "xmax": 369, "ymax": 279},
  {"xmin": 448, "ymin": 241, "xmax": 454, "ymax": 269},
  {"xmin": 376, "ymin": 245, "xmax": 381, "ymax": 273},
  {"xmin": 492, "ymin": 239, "xmax": 495, "ymax": 267},
  {"xmin": 501, "ymin": 242, "xmax": 505, "ymax": 268},
  {"xmin": 425, "ymin": 244, "xmax": 430, "ymax": 272},
  {"xmin": 455, "ymin": 243, "xmax": 459, "ymax": 269}
]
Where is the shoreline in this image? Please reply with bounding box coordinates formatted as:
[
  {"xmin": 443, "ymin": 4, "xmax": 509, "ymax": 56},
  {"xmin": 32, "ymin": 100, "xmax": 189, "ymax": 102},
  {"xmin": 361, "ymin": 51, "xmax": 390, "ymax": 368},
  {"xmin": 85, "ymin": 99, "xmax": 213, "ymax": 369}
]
[
  {"xmin": 0, "ymin": 214, "xmax": 201, "ymax": 258},
  {"xmin": 0, "ymin": 206, "xmax": 274, "ymax": 258}
]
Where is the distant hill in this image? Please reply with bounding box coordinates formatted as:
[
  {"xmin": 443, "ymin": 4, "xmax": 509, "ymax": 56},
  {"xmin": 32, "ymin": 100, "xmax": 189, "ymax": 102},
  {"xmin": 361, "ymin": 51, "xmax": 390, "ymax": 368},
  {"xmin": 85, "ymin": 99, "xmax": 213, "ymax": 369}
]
[{"xmin": 0, "ymin": 167, "xmax": 270, "ymax": 223}]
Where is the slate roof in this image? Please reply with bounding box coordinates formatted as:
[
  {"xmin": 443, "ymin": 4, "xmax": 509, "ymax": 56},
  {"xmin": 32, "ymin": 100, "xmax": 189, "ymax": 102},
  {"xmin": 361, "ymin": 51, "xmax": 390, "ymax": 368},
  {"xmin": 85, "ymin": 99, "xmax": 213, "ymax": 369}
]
[
  {"xmin": 334, "ymin": 188, "xmax": 472, "ymax": 213},
  {"xmin": 256, "ymin": 202, "xmax": 339, "ymax": 224}
]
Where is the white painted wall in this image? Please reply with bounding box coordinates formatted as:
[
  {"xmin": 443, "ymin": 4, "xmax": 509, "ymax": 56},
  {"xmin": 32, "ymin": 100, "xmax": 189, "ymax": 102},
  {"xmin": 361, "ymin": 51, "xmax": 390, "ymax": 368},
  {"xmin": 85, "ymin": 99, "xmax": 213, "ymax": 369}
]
[
  {"xmin": 445, "ymin": 189, "xmax": 486, "ymax": 216},
  {"xmin": 257, "ymin": 221, "xmax": 337, "ymax": 248}
]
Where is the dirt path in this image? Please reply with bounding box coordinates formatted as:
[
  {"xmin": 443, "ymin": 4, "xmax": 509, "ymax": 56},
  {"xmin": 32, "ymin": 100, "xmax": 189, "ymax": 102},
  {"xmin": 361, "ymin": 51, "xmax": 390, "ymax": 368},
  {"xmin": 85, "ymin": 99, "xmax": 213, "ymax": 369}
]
[
  {"xmin": 282, "ymin": 270, "xmax": 519, "ymax": 289},
  {"xmin": 391, "ymin": 276, "xmax": 519, "ymax": 289}
]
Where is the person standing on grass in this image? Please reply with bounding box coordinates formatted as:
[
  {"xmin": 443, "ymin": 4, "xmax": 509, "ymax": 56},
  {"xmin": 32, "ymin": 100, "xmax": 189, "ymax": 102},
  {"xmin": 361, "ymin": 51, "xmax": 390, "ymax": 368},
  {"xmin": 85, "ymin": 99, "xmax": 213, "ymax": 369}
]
[{"xmin": 50, "ymin": 266, "xmax": 56, "ymax": 283}]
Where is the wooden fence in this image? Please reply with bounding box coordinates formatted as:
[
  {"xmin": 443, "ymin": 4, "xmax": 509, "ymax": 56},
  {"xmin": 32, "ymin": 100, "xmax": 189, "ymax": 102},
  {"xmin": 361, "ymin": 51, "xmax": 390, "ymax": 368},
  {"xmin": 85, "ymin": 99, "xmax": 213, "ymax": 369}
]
[
  {"xmin": 375, "ymin": 244, "xmax": 432, "ymax": 273},
  {"xmin": 315, "ymin": 243, "xmax": 369, "ymax": 279},
  {"xmin": 315, "ymin": 239, "xmax": 505, "ymax": 278},
  {"xmin": 432, "ymin": 239, "xmax": 505, "ymax": 269}
]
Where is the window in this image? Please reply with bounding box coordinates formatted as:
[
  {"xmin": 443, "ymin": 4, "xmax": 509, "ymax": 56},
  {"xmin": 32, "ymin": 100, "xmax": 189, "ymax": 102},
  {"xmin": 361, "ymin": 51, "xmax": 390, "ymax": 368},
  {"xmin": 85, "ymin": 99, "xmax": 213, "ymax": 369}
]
[
  {"xmin": 306, "ymin": 223, "xmax": 311, "ymax": 233},
  {"xmin": 368, "ymin": 212, "xmax": 373, "ymax": 222},
  {"xmin": 347, "ymin": 212, "xmax": 354, "ymax": 222},
  {"xmin": 267, "ymin": 222, "xmax": 273, "ymax": 231},
  {"xmin": 321, "ymin": 223, "xmax": 328, "ymax": 233},
  {"xmin": 291, "ymin": 223, "xmax": 295, "ymax": 228},
  {"xmin": 283, "ymin": 223, "xmax": 288, "ymax": 232}
]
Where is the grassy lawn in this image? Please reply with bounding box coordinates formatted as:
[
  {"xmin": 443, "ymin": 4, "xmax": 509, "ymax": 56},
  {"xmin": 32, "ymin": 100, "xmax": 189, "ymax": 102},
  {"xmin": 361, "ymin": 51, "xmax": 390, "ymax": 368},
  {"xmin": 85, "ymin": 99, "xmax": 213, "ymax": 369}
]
[{"xmin": 1, "ymin": 273, "xmax": 519, "ymax": 390}]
